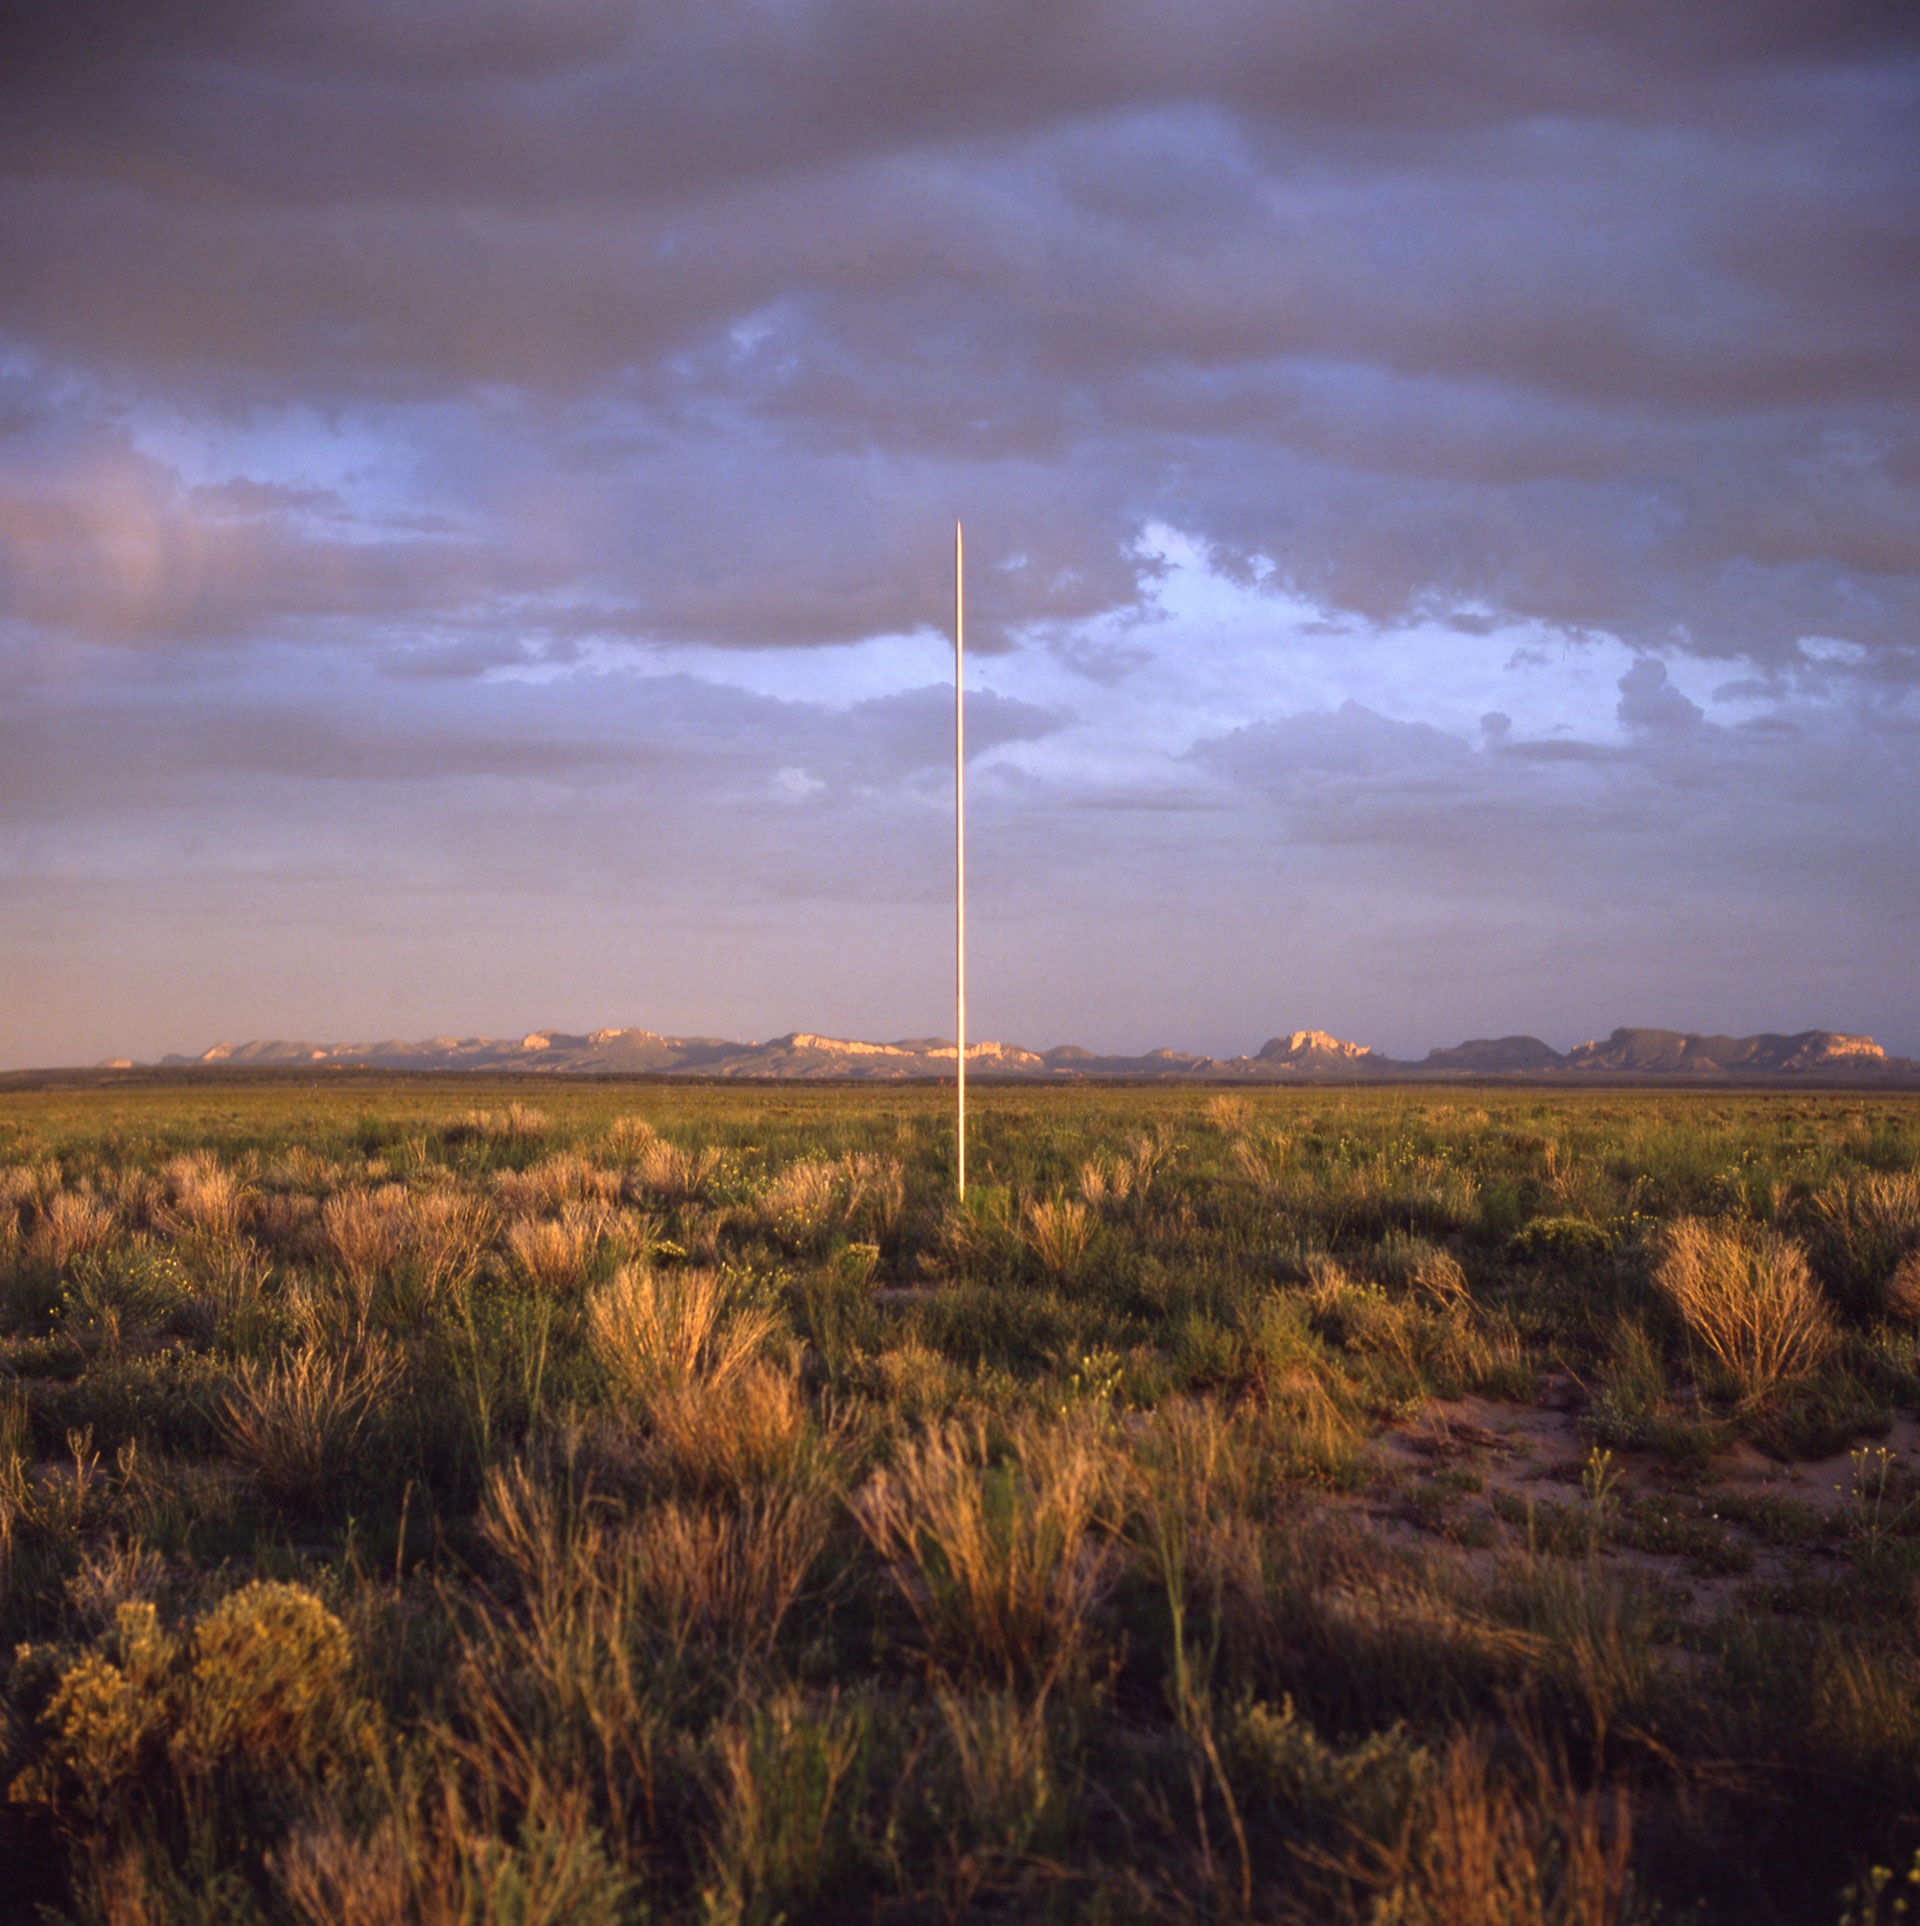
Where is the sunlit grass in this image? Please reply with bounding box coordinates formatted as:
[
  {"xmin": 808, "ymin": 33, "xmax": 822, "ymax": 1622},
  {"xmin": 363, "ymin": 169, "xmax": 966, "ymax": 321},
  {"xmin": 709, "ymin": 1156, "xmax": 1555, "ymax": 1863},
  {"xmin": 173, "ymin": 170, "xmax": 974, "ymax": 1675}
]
[{"xmin": 0, "ymin": 1075, "xmax": 1917, "ymax": 1919}]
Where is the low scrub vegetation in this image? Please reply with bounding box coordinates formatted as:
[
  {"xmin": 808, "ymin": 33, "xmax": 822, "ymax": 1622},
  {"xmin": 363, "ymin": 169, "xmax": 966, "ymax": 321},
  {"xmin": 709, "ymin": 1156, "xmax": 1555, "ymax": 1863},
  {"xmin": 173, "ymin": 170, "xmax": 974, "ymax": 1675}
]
[{"xmin": 1, "ymin": 1075, "xmax": 1918, "ymax": 1921}]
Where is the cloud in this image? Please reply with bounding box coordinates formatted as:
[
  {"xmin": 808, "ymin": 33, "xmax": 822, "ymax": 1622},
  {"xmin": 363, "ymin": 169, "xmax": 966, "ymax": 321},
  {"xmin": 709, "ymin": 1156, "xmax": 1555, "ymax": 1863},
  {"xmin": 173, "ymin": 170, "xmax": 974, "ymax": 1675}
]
[
  {"xmin": 1617, "ymin": 657, "xmax": 1706, "ymax": 734},
  {"xmin": 2, "ymin": 2, "xmax": 1918, "ymax": 1063}
]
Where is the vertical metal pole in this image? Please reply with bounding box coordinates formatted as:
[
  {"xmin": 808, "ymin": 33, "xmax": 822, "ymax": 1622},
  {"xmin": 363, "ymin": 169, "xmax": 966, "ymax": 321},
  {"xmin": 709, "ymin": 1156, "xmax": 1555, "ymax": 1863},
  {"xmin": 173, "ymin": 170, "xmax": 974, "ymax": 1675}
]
[{"xmin": 954, "ymin": 520, "xmax": 966, "ymax": 1199}]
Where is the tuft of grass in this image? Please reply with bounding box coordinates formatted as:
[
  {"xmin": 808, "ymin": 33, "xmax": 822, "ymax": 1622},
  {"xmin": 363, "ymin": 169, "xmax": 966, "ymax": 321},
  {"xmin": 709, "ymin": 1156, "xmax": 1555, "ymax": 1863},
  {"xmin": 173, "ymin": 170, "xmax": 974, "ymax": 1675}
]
[
  {"xmin": 1232, "ymin": 1130, "xmax": 1292, "ymax": 1198},
  {"xmin": 218, "ymin": 1339, "xmax": 402, "ymax": 1510},
  {"xmin": 505, "ymin": 1202, "xmax": 614, "ymax": 1295},
  {"xmin": 586, "ymin": 1264, "xmax": 778, "ymax": 1413},
  {"xmin": 1653, "ymin": 1216, "xmax": 1836, "ymax": 1403},
  {"xmin": 703, "ymin": 1689, "xmax": 871, "ymax": 1924},
  {"xmin": 759, "ymin": 1158, "xmax": 841, "ymax": 1239},
  {"xmin": 28, "ymin": 1188, "xmax": 119, "ymax": 1270},
  {"xmin": 934, "ymin": 1685, "xmax": 1063, "ymax": 1885},
  {"xmin": 321, "ymin": 1183, "xmax": 411, "ymax": 1293},
  {"xmin": 1882, "ymin": 1248, "xmax": 1920, "ymax": 1326},
  {"xmin": 853, "ymin": 1414, "xmax": 1115, "ymax": 1686},
  {"xmin": 1021, "ymin": 1195, "xmax": 1091, "ymax": 1280},
  {"xmin": 840, "ymin": 1151, "xmax": 906, "ymax": 1236},
  {"xmin": 1806, "ymin": 1171, "xmax": 1920, "ymax": 1318},
  {"xmin": 1338, "ymin": 1728, "xmax": 1633, "ymax": 1926},
  {"xmin": 644, "ymin": 1360, "xmax": 842, "ymax": 1500},
  {"xmin": 162, "ymin": 1150, "xmax": 252, "ymax": 1243},
  {"xmin": 630, "ymin": 1135, "xmax": 723, "ymax": 1205}
]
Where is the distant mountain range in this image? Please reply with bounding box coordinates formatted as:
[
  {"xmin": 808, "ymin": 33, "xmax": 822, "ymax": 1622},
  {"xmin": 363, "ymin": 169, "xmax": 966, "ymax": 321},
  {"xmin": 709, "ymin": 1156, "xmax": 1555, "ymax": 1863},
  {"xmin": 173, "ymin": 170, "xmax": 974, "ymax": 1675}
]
[{"xmin": 116, "ymin": 1023, "xmax": 1919, "ymax": 1083}]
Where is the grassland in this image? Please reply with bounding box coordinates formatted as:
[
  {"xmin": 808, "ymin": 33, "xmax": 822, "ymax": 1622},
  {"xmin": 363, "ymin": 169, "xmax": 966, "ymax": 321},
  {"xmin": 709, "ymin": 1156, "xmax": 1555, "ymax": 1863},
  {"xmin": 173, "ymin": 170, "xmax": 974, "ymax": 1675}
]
[{"xmin": 3, "ymin": 1073, "xmax": 1920, "ymax": 1923}]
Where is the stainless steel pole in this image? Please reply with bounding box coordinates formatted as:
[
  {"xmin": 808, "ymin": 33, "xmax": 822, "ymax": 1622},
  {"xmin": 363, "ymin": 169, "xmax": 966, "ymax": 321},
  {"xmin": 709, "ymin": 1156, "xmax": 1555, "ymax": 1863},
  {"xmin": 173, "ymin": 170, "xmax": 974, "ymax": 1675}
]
[{"xmin": 954, "ymin": 520, "xmax": 966, "ymax": 1199}]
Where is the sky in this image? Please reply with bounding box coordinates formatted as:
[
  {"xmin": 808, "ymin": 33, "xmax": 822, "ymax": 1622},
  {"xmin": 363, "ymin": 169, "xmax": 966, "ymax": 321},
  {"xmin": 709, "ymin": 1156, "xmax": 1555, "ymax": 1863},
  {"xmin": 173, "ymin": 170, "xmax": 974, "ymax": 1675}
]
[{"xmin": 2, "ymin": 1, "xmax": 1917, "ymax": 1068}]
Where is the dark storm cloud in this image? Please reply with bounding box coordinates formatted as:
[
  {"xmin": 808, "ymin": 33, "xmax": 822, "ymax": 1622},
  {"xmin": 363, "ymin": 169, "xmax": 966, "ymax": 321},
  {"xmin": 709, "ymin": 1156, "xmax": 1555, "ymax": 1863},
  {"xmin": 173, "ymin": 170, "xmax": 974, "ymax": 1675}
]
[{"xmin": 2, "ymin": 3, "xmax": 1915, "ymax": 660}]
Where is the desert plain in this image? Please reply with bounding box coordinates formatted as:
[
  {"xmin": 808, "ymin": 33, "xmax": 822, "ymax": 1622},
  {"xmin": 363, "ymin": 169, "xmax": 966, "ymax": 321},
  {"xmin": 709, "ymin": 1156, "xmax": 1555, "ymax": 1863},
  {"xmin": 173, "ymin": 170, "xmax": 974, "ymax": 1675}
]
[{"xmin": 3, "ymin": 1074, "xmax": 1920, "ymax": 1923}]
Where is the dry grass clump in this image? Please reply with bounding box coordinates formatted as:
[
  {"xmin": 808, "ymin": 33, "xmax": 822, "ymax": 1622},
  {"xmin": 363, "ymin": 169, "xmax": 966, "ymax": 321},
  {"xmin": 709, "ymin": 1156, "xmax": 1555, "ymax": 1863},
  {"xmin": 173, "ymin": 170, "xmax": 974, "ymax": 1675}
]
[
  {"xmin": 26, "ymin": 1187, "xmax": 119, "ymax": 1269},
  {"xmin": 1886, "ymin": 1249, "xmax": 1920, "ymax": 1326},
  {"xmin": 1653, "ymin": 1217, "xmax": 1836, "ymax": 1402},
  {"xmin": 645, "ymin": 1360, "xmax": 841, "ymax": 1499},
  {"xmin": 405, "ymin": 1189, "xmax": 493, "ymax": 1300},
  {"xmin": 1077, "ymin": 1137, "xmax": 1167, "ymax": 1213},
  {"xmin": 854, "ymin": 1415, "xmax": 1116, "ymax": 1685},
  {"xmin": 935, "ymin": 1685, "xmax": 1062, "ymax": 1889},
  {"xmin": 603, "ymin": 1113, "xmax": 657, "ymax": 1160},
  {"xmin": 1077, "ymin": 1155, "xmax": 1134, "ymax": 1212},
  {"xmin": 628, "ymin": 1135, "xmax": 723, "ymax": 1204},
  {"xmin": 266, "ymin": 1145, "xmax": 338, "ymax": 1194},
  {"xmin": 494, "ymin": 1152, "xmax": 623, "ymax": 1217},
  {"xmin": 702, "ymin": 1688, "xmax": 869, "ymax": 1921},
  {"xmin": 1022, "ymin": 1195, "xmax": 1091, "ymax": 1279},
  {"xmin": 477, "ymin": 1459, "xmax": 823, "ymax": 1671},
  {"xmin": 866, "ymin": 1342, "xmax": 969, "ymax": 1425},
  {"xmin": 1807, "ymin": 1170, "xmax": 1920, "ymax": 1314},
  {"xmin": 320, "ymin": 1184, "xmax": 492, "ymax": 1324},
  {"xmin": 1202, "ymin": 1094, "xmax": 1252, "ymax": 1132},
  {"xmin": 506, "ymin": 1202, "xmax": 616, "ymax": 1294},
  {"xmin": 219, "ymin": 1339, "xmax": 403, "ymax": 1508},
  {"xmin": 444, "ymin": 1103, "xmax": 548, "ymax": 1146},
  {"xmin": 1301, "ymin": 1261, "xmax": 1517, "ymax": 1404},
  {"xmin": 759, "ymin": 1158, "xmax": 843, "ymax": 1241},
  {"xmin": 586, "ymin": 1264, "xmax": 778, "ymax": 1412},
  {"xmin": 628, "ymin": 1491, "xmax": 831, "ymax": 1658},
  {"xmin": 275, "ymin": 1788, "xmax": 630, "ymax": 1926},
  {"xmin": 161, "ymin": 1151, "xmax": 251, "ymax": 1242},
  {"xmin": 1130, "ymin": 1396, "xmax": 1257, "ymax": 1547},
  {"xmin": 0, "ymin": 1158, "xmax": 56, "ymax": 1220},
  {"xmin": 842, "ymin": 1151, "xmax": 906, "ymax": 1234},
  {"xmin": 1412, "ymin": 1248, "xmax": 1473, "ymax": 1311},
  {"xmin": 1232, "ymin": 1131, "xmax": 1292, "ymax": 1198},
  {"xmin": 321, "ymin": 1184, "xmax": 411, "ymax": 1289},
  {"xmin": 1338, "ymin": 1730, "xmax": 1632, "ymax": 1926},
  {"xmin": 96, "ymin": 1163, "xmax": 165, "ymax": 1235}
]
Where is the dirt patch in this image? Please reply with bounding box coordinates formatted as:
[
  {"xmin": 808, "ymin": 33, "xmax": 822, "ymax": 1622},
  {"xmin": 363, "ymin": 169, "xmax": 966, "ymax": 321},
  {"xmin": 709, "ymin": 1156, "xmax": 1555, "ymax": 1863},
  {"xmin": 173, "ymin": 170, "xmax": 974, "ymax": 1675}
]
[{"xmin": 1365, "ymin": 1383, "xmax": 1913, "ymax": 1623}]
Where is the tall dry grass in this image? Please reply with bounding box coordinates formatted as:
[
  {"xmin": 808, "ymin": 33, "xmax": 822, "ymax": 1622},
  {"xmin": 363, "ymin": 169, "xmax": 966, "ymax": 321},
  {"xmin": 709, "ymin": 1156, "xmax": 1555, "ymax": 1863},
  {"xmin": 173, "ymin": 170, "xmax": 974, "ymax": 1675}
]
[
  {"xmin": 1232, "ymin": 1131, "xmax": 1293, "ymax": 1199},
  {"xmin": 321, "ymin": 1185, "xmax": 412, "ymax": 1292},
  {"xmin": 27, "ymin": 1188, "xmax": 119, "ymax": 1269},
  {"xmin": 628, "ymin": 1136, "xmax": 723, "ymax": 1205},
  {"xmin": 1337, "ymin": 1730, "xmax": 1632, "ymax": 1926},
  {"xmin": 477, "ymin": 1458, "xmax": 825, "ymax": 1672},
  {"xmin": 275, "ymin": 1783, "xmax": 631, "ymax": 1926},
  {"xmin": 1653, "ymin": 1217, "xmax": 1835, "ymax": 1401},
  {"xmin": 586, "ymin": 1264, "xmax": 777, "ymax": 1411},
  {"xmin": 1806, "ymin": 1170, "xmax": 1920, "ymax": 1315},
  {"xmin": 853, "ymin": 1416, "xmax": 1115, "ymax": 1685},
  {"xmin": 1886, "ymin": 1249, "xmax": 1920, "ymax": 1325},
  {"xmin": 841, "ymin": 1151, "xmax": 906, "ymax": 1235},
  {"xmin": 935, "ymin": 1686, "xmax": 1062, "ymax": 1887},
  {"xmin": 645, "ymin": 1361, "xmax": 842, "ymax": 1499},
  {"xmin": 1022, "ymin": 1195, "xmax": 1091, "ymax": 1279},
  {"xmin": 321, "ymin": 1181, "xmax": 500, "ymax": 1322},
  {"xmin": 493, "ymin": 1153, "xmax": 623, "ymax": 1217},
  {"xmin": 760, "ymin": 1158, "xmax": 839, "ymax": 1228},
  {"xmin": 162, "ymin": 1151, "xmax": 251, "ymax": 1242},
  {"xmin": 703, "ymin": 1689, "xmax": 869, "ymax": 1922},
  {"xmin": 506, "ymin": 1202, "xmax": 614, "ymax": 1295},
  {"xmin": 219, "ymin": 1339, "xmax": 403, "ymax": 1508}
]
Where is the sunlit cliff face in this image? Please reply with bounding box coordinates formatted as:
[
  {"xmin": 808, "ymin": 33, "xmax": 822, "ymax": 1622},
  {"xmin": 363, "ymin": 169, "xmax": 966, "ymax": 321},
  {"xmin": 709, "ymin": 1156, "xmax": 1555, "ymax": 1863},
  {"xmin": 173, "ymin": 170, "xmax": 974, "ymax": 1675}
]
[{"xmin": 1, "ymin": 4, "xmax": 1917, "ymax": 1068}]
